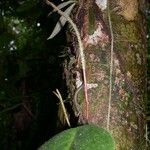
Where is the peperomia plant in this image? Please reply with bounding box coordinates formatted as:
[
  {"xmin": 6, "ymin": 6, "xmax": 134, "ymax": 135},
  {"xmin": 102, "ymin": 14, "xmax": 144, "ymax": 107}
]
[{"xmin": 38, "ymin": 125, "xmax": 115, "ymax": 150}]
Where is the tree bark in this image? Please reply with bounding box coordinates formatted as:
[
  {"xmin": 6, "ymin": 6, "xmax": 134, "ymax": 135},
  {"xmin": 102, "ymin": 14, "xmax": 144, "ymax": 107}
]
[{"xmin": 65, "ymin": 0, "xmax": 147, "ymax": 149}]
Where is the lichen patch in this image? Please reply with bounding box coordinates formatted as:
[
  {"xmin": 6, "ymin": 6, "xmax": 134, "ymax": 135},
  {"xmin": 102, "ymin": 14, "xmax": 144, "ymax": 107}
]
[
  {"xmin": 83, "ymin": 23, "xmax": 109, "ymax": 48},
  {"xmin": 95, "ymin": 0, "xmax": 107, "ymax": 11}
]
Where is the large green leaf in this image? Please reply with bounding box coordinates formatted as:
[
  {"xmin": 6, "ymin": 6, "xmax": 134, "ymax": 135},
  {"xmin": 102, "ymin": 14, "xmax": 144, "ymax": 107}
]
[{"xmin": 38, "ymin": 125, "xmax": 115, "ymax": 150}]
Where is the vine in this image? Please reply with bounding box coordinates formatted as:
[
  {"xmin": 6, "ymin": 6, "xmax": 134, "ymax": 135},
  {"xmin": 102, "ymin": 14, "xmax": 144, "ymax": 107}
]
[{"xmin": 106, "ymin": 0, "xmax": 114, "ymax": 131}]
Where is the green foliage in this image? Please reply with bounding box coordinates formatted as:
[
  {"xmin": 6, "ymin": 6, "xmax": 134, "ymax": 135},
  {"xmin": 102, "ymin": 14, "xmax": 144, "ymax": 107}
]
[{"xmin": 39, "ymin": 125, "xmax": 115, "ymax": 150}]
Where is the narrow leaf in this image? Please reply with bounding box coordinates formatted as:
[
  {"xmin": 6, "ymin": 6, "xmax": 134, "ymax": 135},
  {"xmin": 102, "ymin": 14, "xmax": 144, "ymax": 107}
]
[
  {"xmin": 48, "ymin": 1, "xmax": 75, "ymax": 16},
  {"xmin": 47, "ymin": 3, "xmax": 75, "ymax": 40}
]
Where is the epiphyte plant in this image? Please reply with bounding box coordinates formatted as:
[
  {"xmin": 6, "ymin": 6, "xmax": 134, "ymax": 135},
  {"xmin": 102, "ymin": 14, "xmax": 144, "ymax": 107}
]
[
  {"xmin": 47, "ymin": 0, "xmax": 76, "ymax": 39},
  {"xmin": 46, "ymin": 0, "xmax": 89, "ymax": 121}
]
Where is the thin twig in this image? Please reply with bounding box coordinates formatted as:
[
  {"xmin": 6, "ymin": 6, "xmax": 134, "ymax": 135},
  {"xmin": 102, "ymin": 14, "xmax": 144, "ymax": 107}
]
[
  {"xmin": 53, "ymin": 89, "xmax": 71, "ymax": 127},
  {"xmin": 46, "ymin": 0, "xmax": 89, "ymax": 120},
  {"xmin": 107, "ymin": 0, "xmax": 114, "ymax": 131}
]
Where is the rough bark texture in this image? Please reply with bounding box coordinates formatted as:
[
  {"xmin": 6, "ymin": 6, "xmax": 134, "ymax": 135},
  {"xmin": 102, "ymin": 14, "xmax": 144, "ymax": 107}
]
[{"xmin": 65, "ymin": 0, "xmax": 147, "ymax": 149}]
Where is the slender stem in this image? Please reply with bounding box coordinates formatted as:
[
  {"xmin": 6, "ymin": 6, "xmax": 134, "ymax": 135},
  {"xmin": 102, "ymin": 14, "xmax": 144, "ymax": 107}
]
[
  {"xmin": 45, "ymin": 0, "xmax": 89, "ymax": 120},
  {"xmin": 53, "ymin": 89, "xmax": 71, "ymax": 127},
  {"xmin": 107, "ymin": 0, "xmax": 114, "ymax": 131}
]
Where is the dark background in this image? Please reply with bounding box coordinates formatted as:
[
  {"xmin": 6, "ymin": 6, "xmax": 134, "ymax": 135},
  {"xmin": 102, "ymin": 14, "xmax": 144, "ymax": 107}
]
[
  {"xmin": 0, "ymin": 0, "xmax": 149, "ymax": 149},
  {"xmin": 0, "ymin": 0, "xmax": 69, "ymax": 149}
]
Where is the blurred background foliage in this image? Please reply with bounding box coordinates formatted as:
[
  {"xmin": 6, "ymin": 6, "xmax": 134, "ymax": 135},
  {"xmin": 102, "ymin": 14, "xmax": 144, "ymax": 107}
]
[
  {"xmin": 0, "ymin": 0, "xmax": 149, "ymax": 149},
  {"xmin": 0, "ymin": 0, "xmax": 69, "ymax": 149}
]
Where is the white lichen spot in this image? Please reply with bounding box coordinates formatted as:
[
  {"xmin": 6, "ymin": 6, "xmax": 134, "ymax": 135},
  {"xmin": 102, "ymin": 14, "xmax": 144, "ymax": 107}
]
[
  {"xmin": 89, "ymin": 53, "xmax": 100, "ymax": 62},
  {"xmin": 75, "ymin": 70, "xmax": 98, "ymax": 89},
  {"xmin": 86, "ymin": 23, "xmax": 103, "ymax": 45},
  {"xmin": 114, "ymin": 59, "xmax": 119, "ymax": 66},
  {"xmin": 89, "ymin": 54, "xmax": 95, "ymax": 61},
  {"xmin": 95, "ymin": 0, "xmax": 107, "ymax": 11},
  {"xmin": 136, "ymin": 53, "xmax": 141, "ymax": 65},
  {"xmin": 76, "ymin": 71, "xmax": 83, "ymax": 88},
  {"xmin": 84, "ymin": 21, "xmax": 109, "ymax": 47},
  {"xmin": 87, "ymin": 83, "xmax": 98, "ymax": 89}
]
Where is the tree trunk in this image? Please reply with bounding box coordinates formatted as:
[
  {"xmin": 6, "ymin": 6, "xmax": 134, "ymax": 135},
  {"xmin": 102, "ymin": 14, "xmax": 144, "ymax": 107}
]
[{"xmin": 65, "ymin": 0, "xmax": 147, "ymax": 149}]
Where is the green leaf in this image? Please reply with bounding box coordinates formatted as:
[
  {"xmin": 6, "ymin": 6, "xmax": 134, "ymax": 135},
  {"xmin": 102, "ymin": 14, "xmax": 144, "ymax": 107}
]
[{"xmin": 38, "ymin": 125, "xmax": 115, "ymax": 150}]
